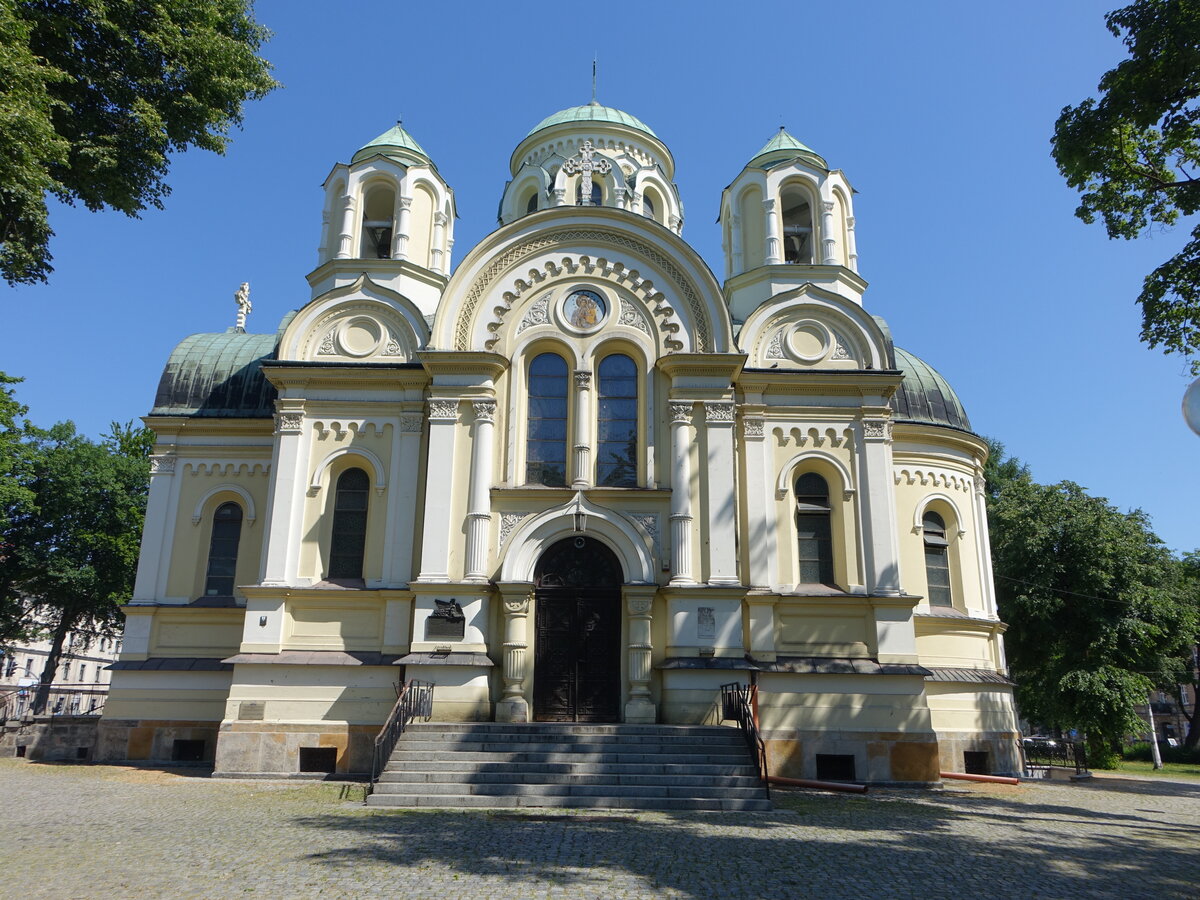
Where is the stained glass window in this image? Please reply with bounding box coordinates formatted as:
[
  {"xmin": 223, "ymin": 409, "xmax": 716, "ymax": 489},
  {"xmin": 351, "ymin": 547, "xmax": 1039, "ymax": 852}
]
[
  {"xmin": 597, "ymin": 355, "xmax": 638, "ymax": 487},
  {"xmin": 526, "ymin": 354, "xmax": 568, "ymax": 486}
]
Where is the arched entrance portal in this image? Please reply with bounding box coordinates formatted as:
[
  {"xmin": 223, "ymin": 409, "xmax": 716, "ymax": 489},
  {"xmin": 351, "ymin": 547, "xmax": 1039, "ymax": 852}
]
[{"xmin": 533, "ymin": 537, "xmax": 623, "ymax": 722}]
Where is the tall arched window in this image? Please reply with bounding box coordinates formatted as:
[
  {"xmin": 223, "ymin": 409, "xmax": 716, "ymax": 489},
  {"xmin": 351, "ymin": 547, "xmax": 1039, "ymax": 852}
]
[
  {"xmin": 360, "ymin": 184, "xmax": 395, "ymax": 259},
  {"xmin": 643, "ymin": 193, "xmax": 657, "ymax": 220},
  {"xmin": 204, "ymin": 502, "xmax": 243, "ymax": 597},
  {"xmin": 597, "ymin": 354, "xmax": 638, "ymax": 487},
  {"xmin": 795, "ymin": 473, "xmax": 834, "ymax": 584},
  {"xmin": 781, "ymin": 185, "xmax": 813, "ymax": 264},
  {"xmin": 526, "ymin": 192, "xmax": 539, "ymax": 214},
  {"xmin": 328, "ymin": 468, "xmax": 370, "ymax": 580},
  {"xmin": 526, "ymin": 353, "xmax": 568, "ymax": 486},
  {"xmin": 923, "ymin": 511, "xmax": 952, "ymax": 607}
]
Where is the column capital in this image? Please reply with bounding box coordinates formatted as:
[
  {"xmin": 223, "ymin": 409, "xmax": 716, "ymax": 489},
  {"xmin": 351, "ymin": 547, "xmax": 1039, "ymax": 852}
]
[
  {"xmin": 471, "ymin": 399, "xmax": 497, "ymax": 423},
  {"xmin": 274, "ymin": 412, "xmax": 303, "ymax": 434},
  {"xmin": 742, "ymin": 416, "xmax": 765, "ymax": 439},
  {"xmin": 573, "ymin": 370, "xmax": 592, "ymax": 390},
  {"xmin": 668, "ymin": 401, "xmax": 694, "ymax": 424},
  {"xmin": 861, "ymin": 418, "xmax": 893, "ymax": 442},
  {"xmin": 428, "ymin": 398, "xmax": 461, "ymax": 421},
  {"xmin": 704, "ymin": 401, "xmax": 735, "ymax": 423},
  {"xmin": 148, "ymin": 454, "xmax": 176, "ymax": 475}
]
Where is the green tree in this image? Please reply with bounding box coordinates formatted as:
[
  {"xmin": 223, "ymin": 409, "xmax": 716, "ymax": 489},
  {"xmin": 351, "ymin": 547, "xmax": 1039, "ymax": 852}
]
[
  {"xmin": 1167, "ymin": 551, "xmax": 1200, "ymax": 750},
  {"xmin": 0, "ymin": 0, "xmax": 277, "ymax": 285},
  {"xmin": 988, "ymin": 475, "xmax": 1197, "ymax": 766},
  {"xmin": 0, "ymin": 372, "xmax": 34, "ymax": 644},
  {"xmin": 0, "ymin": 419, "xmax": 151, "ymax": 711},
  {"xmin": 1052, "ymin": 0, "xmax": 1200, "ymax": 372}
]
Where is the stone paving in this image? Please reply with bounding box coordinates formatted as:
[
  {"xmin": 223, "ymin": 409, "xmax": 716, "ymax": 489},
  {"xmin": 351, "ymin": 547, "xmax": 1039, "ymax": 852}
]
[{"xmin": 1, "ymin": 759, "xmax": 1197, "ymax": 899}]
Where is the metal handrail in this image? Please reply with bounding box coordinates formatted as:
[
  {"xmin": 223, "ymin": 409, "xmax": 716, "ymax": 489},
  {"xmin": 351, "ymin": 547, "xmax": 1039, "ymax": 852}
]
[
  {"xmin": 720, "ymin": 681, "xmax": 770, "ymax": 798},
  {"xmin": 1, "ymin": 686, "xmax": 107, "ymax": 721},
  {"xmin": 1022, "ymin": 738, "xmax": 1090, "ymax": 777},
  {"xmin": 369, "ymin": 680, "xmax": 433, "ymax": 794}
]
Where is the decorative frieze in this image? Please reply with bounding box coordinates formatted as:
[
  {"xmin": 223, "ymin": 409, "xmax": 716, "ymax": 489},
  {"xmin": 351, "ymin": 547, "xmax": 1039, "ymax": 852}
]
[
  {"xmin": 516, "ymin": 295, "xmax": 550, "ymax": 334},
  {"xmin": 704, "ymin": 402, "xmax": 735, "ymax": 423},
  {"xmin": 861, "ymin": 419, "xmax": 892, "ymax": 440},
  {"xmin": 428, "ymin": 399, "xmax": 461, "ymax": 421},
  {"xmin": 499, "ymin": 512, "xmax": 527, "ymax": 546},
  {"xmin": 618, "ymin": 297, "xmax": 652, "ymax": 336},
  {"xmin": 742, "ymin": 417, "xmax": 765, "ymax": 439},
  {"xmin": 399, "ymin": 413, "xmax": 424, "ymax": 433},
  {"xmin": 149, "ymin": 454, "xmax": 176, "ymax": 475},
  {"xmin": 274, "ymin": 412, "xmax": 303, "ymax": 434}
]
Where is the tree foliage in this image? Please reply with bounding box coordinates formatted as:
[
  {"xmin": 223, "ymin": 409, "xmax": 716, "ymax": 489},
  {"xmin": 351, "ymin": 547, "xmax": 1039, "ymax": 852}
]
[
  {"xmin": 984, "ymin": 448, "xmax": 1200, "ymax": 761},
  {"xmin": 0, "ymin": 0, "xmax": 277, "ymax": 285},
  {"xmin": 0, "ymin": 415, "xmax": 151, "ymax": 707},
  {"xmin": 1052, "ymin": 0, "xmax": 1200, "ymax": 371}
]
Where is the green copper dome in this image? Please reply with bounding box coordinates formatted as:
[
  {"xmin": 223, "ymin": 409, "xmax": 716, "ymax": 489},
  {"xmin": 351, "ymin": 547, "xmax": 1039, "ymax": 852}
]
[
  {"xmin": 891, "ymin": 348, "xmax": 972, "ymax": 432},
  {"xmin": 352, "ymin": 122, "xmax": 431, "ymax": 166},
  {"xmin": 749, "ymin": 127, "xmax": 827, "ymax": 169},
  {"xmin": 526, "ymin": 102, "xmax": 657, "ymax": 138}
]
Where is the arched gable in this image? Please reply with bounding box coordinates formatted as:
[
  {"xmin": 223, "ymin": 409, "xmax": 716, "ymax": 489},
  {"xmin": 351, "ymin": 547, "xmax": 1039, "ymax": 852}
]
[
  {"xmin": 280, "ymin": 275, "xmax": 430, "ymax": 362},
  {"xmin": 739, "ymin": 284, "xmax": 891, "ymax": 370},
  {"xmin": 432, "ymin": 210, "xmax": 733, "ymax": 356}
]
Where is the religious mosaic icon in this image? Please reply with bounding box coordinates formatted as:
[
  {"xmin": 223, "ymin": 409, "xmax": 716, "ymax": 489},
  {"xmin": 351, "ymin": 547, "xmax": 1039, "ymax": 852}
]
[{"xmin": 562, "ymin": 289, "xmax": 606, "ymax": 332}]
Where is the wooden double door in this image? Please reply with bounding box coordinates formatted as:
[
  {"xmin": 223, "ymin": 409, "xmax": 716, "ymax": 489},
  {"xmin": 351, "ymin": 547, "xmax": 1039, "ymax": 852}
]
[{"xmin": 532, "ymin": 537, "xmax": 622, "ymax": 722}]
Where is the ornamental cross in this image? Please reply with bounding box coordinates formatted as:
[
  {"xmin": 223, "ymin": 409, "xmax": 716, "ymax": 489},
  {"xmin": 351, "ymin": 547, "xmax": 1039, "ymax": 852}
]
[{"xmin": 562, "ymin": 141, "xmax": 612, "ymax": 180}]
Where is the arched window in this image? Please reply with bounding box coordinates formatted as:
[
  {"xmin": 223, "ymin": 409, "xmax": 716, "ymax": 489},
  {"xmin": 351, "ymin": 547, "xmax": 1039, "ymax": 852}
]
[
  {"xmin": 781, "ymin": 186, "xmax": 813, "ymax": 264},
  {"xmin": 795, "ymin": 473, "xmax": 833, "ymax": 584},
  {"xmin": 643, "ymin": 193, "xmax": 656, "ymax": 220},
  {"xmin": 203, "ymin": 502, "xmax": 243, "ymax": 597},
  {"xmin": 922, "ymin": 511, "xmax": 952, "ymax": 607},
  {"xmin": 596, "ymin": 354, "xmax": 638, "ymax": 487},
  {"xmin": 328, "ymin": 468, "xmax": 369, "ymax": 580},
  {"xmin": 526, "ymin": 353, "xmax": 568, "ymax": 486},
  {"xmin": 577, "ymin": 178, "xmax": 602, "ymax": 207},
  {"xmin": 526, "ymin": 192, "xmax": 539, "ymax": 214},
  {"xmin": 359, "ymin": 184, "xmax": 395, "ymax": 259}
]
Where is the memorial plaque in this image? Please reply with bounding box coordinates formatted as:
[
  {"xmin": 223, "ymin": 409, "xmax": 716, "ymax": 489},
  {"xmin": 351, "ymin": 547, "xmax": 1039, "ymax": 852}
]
[
  {"xmin": 238, "ymin": 701, "xmax": 265, "ymax": 721},
  {"xmin": 697, "ymin": 606, "xmax": 716, "ymax": 641},
  {"xmin": 426, "ymin": 598, "xmax": 465, "ymax": 641}
]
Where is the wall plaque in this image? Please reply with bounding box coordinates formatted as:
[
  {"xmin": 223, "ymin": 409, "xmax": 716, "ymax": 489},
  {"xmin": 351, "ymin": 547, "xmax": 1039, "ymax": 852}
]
[
  {"xmin": 238, "ymin": 701, "xmax": 265, "ymax": 721},
  {"xmin": 697, "ymin": 607, "xmax": 716, "ymax": 641},
  {"xmin": 426, "ymin": 599, "xmax": 465, "ymax": 641}
]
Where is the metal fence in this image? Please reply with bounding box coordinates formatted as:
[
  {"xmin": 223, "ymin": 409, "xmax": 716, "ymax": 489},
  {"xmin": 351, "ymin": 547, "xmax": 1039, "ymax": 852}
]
[
  {"xmin": 1, "ymin": 687, "xmax": 107, "ymax": 721},
  {"xmin": 1022, "ymin": 739, "xmax": 1089, "ymax": 777}
]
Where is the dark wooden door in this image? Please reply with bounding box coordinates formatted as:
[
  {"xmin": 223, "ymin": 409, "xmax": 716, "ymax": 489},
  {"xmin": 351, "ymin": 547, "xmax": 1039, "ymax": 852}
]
[{"xmin": 532, "ymin": 538, "xmax": 622, "ymax": 723}]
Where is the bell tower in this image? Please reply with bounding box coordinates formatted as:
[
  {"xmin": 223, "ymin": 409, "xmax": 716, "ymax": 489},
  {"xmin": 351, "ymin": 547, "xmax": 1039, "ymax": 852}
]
[
  {"xmin": 309, "ymin": 121, "xmax": 455, "ymax": 316},
  {"xmin": 719, "ymin": 128, "xmax": 862, "ymax": 323}
]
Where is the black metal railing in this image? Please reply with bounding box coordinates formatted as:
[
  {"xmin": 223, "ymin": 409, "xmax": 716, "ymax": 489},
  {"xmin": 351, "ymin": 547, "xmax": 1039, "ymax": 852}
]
[
  {"xmin": 368, "ymin": 680, "xmax": 433, "ymax": 794},
  {"xmin": 720, "ymin": 681, "xmax": 769, "ymax": 797},
  {"xmin": 1022, "ymin": 738, "xmax": 1089, "ymax": 777},
  {"xmin": 1, "ymin": 686, "xmax": 107, "ymax": 721}
]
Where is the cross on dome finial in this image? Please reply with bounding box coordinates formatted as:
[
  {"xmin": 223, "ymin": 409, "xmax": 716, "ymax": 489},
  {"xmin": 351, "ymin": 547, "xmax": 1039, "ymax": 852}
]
[{"xmin": 591, "ymin": 58, "xmax": 598, "ymax": 106}]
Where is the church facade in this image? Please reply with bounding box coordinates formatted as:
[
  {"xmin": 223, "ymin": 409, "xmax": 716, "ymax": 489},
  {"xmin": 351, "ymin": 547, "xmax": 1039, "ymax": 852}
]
[{"xmin": 97, "ymin": 103, "xmax": 1020, "ymax": 783}]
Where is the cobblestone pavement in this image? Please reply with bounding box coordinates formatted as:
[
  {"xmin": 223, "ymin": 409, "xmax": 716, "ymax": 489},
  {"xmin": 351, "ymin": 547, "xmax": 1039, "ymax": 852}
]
[{"xmin": 1, "ymin": 760, "xmax": 1197, "ymax": 899}]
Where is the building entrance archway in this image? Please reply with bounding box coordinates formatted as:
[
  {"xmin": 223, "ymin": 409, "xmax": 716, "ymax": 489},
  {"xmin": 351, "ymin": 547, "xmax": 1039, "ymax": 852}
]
[{"xmin": 532, "ymin": 536, "xmax": 622, "ymax": 722}]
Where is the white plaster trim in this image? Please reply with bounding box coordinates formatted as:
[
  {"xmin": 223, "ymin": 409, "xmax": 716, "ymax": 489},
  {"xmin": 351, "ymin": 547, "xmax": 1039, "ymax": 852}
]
[
  {"xmin": 191, "ymin": 484, "xmax": 257, "ymax": 526},
  {"xmin": 308, "ymin": 447, "xmax": 388, "ymax": 496},
  {"xmin": 913, "ymin": 492, "xmax": 968, "ymax": 537},
  {"xmin": 775, "ymin": 450, "xmax": 856, "ymax": 501},
  {"xmin": 498, "ymin": 494, "xmax": 655, "ymax": 584}
]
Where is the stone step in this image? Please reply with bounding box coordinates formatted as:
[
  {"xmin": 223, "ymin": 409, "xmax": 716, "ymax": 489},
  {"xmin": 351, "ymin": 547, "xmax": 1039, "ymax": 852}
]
[
  {"xmin": 379, "ymin": 761, "xmax": 758, "ymax": 777},
  {"xmin": 364, "ymin": 793, "xmax": 773, "ymax": 812},
  {"xmin": 390, "ymin": 750, "xmax": 753, "ymax": 766},
  {"xmin": 397, "ymin": 731, "xmax": 745, "ymax": 747},
  {"xmin": 405, "ymin": 722, "xmax": 737, "ymax": 737},
  {"xmin": 378, "ymin": 771, "xmax": 764, "ymax": 788},
  {"xmin": 370, "ymin": 781, "xmax": 768, "ymax": 799},
  {"xmin": 394, "ymin": 739, "xmax": 745, "ymax": 755}
]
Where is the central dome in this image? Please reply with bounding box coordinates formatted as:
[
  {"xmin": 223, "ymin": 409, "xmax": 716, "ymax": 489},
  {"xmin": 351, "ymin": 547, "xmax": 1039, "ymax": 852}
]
[{"xmin": 526, "ymin": 102, "xmax": 657, "ymax": 138}]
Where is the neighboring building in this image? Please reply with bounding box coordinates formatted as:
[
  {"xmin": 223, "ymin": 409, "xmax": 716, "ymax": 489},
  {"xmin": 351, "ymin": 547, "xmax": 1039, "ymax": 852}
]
[
  {"xmin": 98, "ymin": 102, "xmax": 1020, "ymax": 781},
  {"xmin": 1, "ymin": 626, "xmax": 120, "ymax": 718}
]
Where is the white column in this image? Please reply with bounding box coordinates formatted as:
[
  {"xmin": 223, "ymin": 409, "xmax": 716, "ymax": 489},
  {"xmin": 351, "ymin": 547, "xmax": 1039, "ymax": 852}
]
[
  {"xmin": 316, "ymin": 205, "xmax": 331, "ymax": 265},
  {"xmin": 464, "ymin": 399, "xmax": 496, "ymax": 583},
  {"xmin": 445, "ymin": 237, "xmax": 455, "ymax": 271},
  {"xmin": 631, "ymin": 191, "xmax": 644, "ymax": 215},
  {"xmin": 763, "ymin": 198, "xmax": 782, "ymax": 265},
  {"xmin": 821, "ymin": 200, "xmax": 839, "ymax": 265},
  {"xmin": 746, "ymin": 596, "xmax": 777, "ymax": 661},
  {"xmin": 668, "ymin": 401, "xmax": 695, "ymax": 585},
  {"xmin": 614, "ymin": 186, "xmax": 629, "ymax": 210},
  {"xmin": 974, "ymin": 478, "xmax": 999, "ymax": 618},
  {"xmin": 624, "ymin": 588, "xmax": 656, "ymax": 723},
  {"xmin": 393, "ymin": 196, "xmax": 411, "ymax": 261},
  {"xmin": 385, "ymin": 410, "xmax": 424, "ymax": 585},
  {"xmin": 846, "ymin": 215, "xmax": 859, "ymax": 273},
  {"xmin": 730, "ymin": 214, "xmax": 743, "ymax": 276},
  {"xmin": 669, "ymin": 214, "xmax": 683, "ymax": 235},
  {"xmin": 132, "ymin": 453, "xmax": 178, "ymax": 601},
  {"xmin": 572, "ymin": 370, "xmax": 592, "ymax": 489},
  {"xmin": 741, "ymin": 416, "xmax": 775, "ymax": 589},
  {"xmin": 857, "ymin": 418, "xmax": 901, "ymax": 596},
  {"xmin": 431, "ymin": 211, "xmax": 448, "ymax": 274},
  {"xmin": 416, "ymin": 398, "xmax": 459, "ymax": 582},
  {"xmin": 704, "ymin": 402, "xmax": 739, "ymax": 585},
  {"xmin": 336, "ymin": 194, "xmax": 356, "ymax": 259},
  {"xmin": 553, "ymin": 187, "xmax": 568, "ymax": 207},
  {"xmin": 260, "ymin": 408, "xmax": 310, "ymax": 585},
  {"xmin": 496, "ymin": 588, "xmax": 530, "ymax": 722}
]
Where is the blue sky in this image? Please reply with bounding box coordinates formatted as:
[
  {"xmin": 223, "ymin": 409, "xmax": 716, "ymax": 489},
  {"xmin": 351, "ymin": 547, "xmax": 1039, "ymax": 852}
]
[{"xmin": 4, "ymin": 0, "xmax": 1196, "ymax": 553}]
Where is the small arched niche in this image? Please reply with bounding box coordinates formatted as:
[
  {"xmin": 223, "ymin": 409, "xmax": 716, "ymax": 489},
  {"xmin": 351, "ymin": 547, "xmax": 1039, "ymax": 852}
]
[
  {"xmin": 359, "ymin": 183, "xmax": 396, "ymax": 259},
  {"xmin": 780, "ymin": 183, "xmax": 814, "ymax": 265}
]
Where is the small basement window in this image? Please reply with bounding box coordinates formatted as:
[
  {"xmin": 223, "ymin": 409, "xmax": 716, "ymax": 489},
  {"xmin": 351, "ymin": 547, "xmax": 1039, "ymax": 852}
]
[
  {"xmin": 16, "ymin": 745, "xmax": 27, "ymax": 758},
  {"xmin": 815, "ymin": 754, "xmax": 857, "ymax": 782},
  {"xmin": 172, "ymin": 739, "xmax": 206, "ymax": 762},
  {"xmin": 963, "ymin": 751, "xmax": 990, "ymax": 775},
  {"xmin": 298, "ymin": 747, "xmax": 337, "ymax": 774},
  {"xmin": 76, "ymin": 747, "xmax": 88, "ymax": 760}
]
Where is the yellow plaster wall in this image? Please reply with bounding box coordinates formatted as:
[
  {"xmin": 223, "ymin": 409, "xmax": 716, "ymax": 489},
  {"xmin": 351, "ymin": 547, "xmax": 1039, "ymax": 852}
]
[
  {"xmin": 915, "ymin": 625, "xmax": 997, "ymax": 669},
  {"xmin": 149, "ymin": 608, "xmax": 245, "ymax": 657},
  {"xmin": 925, "ymin": 682, "xmax": 1017, "ymax": 734},
  {"xmin": 777, "ymin": 600, "xmax": 872, "ymax": 656},
  {"xmin": 409, "ymin": 184, "xmax": 435, "ymax": 269},
  {"xmin": 757, "ymin": 673, "xmax": 934, "ymax": 733},
  {"xmin": 224, "ymin": 664, "xmax": 399, "ymax": 725},
  {"xmin": 104, "ymin": 670, "xmax": 233, "ymax": 721},
  {"xmin": 283, "ymin": 596, "xmax": 384, "ymax": 651},
  {"xmin": 893, "ymin": 477, "xmax": 981, "ymax": 611}
]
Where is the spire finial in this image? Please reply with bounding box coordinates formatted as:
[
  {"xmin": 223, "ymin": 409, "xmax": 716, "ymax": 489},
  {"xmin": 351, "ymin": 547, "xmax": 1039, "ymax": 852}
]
[
  {"xmin": 591, "ymin": 57, "xmax": 598, "ymax": 105},
  {"xmin": 234, "ymin": 282, "xmax": 251, "ymax": 332},
  {"xmin": 397, "ymin": 115, "xmax": 403, "ymax": 127}
]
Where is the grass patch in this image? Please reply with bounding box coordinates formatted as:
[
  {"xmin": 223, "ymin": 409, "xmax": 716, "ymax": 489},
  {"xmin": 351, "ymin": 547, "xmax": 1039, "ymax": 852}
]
[{"xmin": 1111, "ymin": 759, "xmax": 1200, "ymax": 781}]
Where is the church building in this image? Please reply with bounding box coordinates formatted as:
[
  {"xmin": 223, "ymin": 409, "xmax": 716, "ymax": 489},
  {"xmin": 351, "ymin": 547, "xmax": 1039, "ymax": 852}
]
[{"xmin": 97, "ymin": 101, "xmax": 1021, "ymax": 784}]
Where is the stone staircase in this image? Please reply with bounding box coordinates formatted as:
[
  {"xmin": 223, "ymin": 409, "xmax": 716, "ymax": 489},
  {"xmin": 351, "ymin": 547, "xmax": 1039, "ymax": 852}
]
[{"xmin": 367, "ymin": 722, "xmax": 771, "ymax": 811}]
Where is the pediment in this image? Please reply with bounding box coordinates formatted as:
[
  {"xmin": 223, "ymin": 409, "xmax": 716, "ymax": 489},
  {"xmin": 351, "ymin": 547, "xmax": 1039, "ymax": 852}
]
[
  {"xmin": 738, "ymin": 284, "xmax": 891, "ymax": 370},
  {"xmin": 279, "ymin": 275, "xmax": 429, "ymax": 363}
]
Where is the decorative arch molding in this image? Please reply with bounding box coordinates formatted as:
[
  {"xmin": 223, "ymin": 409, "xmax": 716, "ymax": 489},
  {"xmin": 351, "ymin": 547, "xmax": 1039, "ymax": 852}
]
[
  {"xmin": 739, "ymin": 283, "xmax": 890, "ymax": 369},
  {"xmin": 281, "ymin": 274, "xmax": 430, "ymax": 362},
  {"xmin": 308, "ymin": 447, "xmax": 387, "ymax": 497},
  {"xmin": 182, "ymin": 461, "xmax": 270, "ymax": 477},
  {"xmin": 894, "ymin": 468, "xmax": 973, "ymax": 493},
  {"xmin": 913, "ymin": 492, "xmax": 968, "ymax": 537},
  {"xmin": 771, "ymin": 424, "xmax": 855, "ymax": 449},
  {"xmin": 775, "ymin": 450, "xmax": 856, "ymax": 501},
  {"xmin": 499, "ymin": 492, "xmax": 656, "ymax": 584},
  {"xmin": 447, "ymin": 224, "xmax": 727, "ymax": 354},
  {"xmin": 191, "ymin": 484, "xmax": 257, "ymax": 527}
]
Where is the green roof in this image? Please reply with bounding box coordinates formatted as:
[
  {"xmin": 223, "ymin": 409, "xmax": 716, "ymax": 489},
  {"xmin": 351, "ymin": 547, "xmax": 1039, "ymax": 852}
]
[
  {"xmin": 890, "ymin": 347, "xmax": 973, "ymax": 432},
  {"xmin": 526, "ymin": 103, "xmax": 656, "ymax": 138},
  {"xmin": 151, "ymin": 329, "xmax": 281, "ymax": 418},
  {"xmin": 352, "ymin": 122, "xmax": 431, "ymax": 166},
  {"xmin": 749, "ymin": 128, "xmax": 827, "ymax": 169}
]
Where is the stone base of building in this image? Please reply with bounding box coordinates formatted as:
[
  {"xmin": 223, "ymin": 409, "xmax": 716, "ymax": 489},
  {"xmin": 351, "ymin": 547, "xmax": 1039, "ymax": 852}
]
[
  {"xmin": 935, "ymin": 730, "xmax": 1021, "ymax": 777},
  {"xmin": 2, "ymin": 716, "xmax": 101, "ymax": 762},
  {"xmin": 212, "ymin": 721, "xmax": 378, "ymax": 776},
  {"xmin": 763, "ymin": 730, "xmax": 942, "ymax": 784},
  {"xmin": 95, "ymin": 718, "xmax": 220, "ymax": 764}
]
